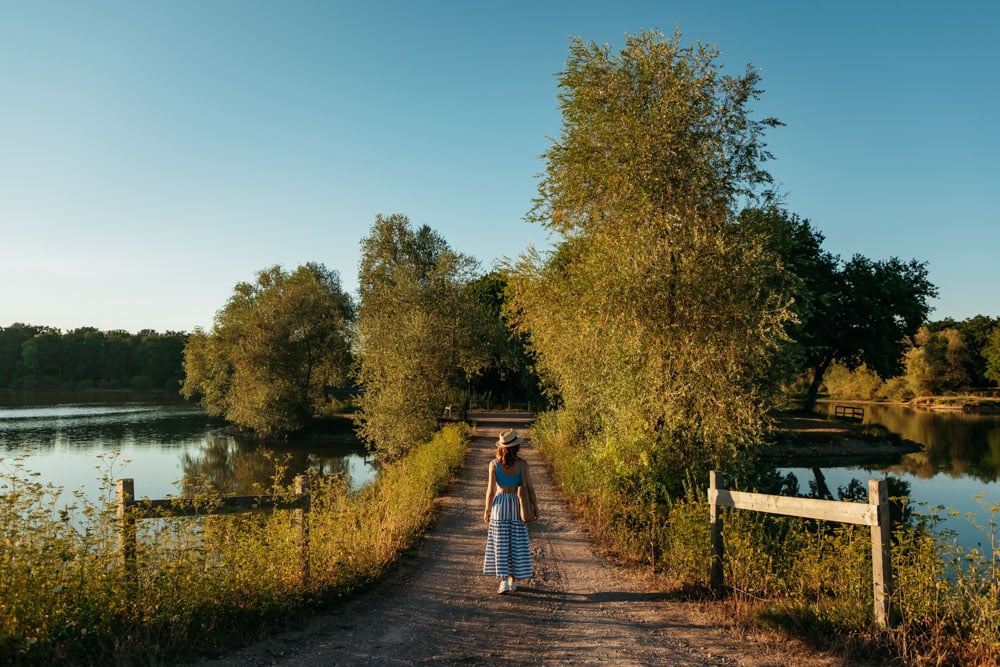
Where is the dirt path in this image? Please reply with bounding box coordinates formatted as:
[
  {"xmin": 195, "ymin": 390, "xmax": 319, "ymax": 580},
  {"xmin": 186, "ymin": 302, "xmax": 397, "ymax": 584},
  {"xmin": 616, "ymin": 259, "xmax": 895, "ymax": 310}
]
[{"xmin": 200, "ymin": 413, "xmax": 847, "ymax": 666}]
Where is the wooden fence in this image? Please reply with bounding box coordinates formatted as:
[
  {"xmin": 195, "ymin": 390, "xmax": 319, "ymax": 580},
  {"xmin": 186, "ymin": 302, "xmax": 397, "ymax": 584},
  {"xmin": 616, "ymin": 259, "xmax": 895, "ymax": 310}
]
[
  {"xmin": 708, "ymin": 471, "xmax": 894, "ymax": 628},
  {"xmin": 116, "ymin": 475, "xmax": 311, "ymax": 584}
]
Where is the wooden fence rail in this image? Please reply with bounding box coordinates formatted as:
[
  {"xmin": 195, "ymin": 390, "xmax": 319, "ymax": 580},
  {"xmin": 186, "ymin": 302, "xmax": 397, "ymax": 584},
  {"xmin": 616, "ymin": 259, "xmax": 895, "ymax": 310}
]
[
  {"xmin": 708, "ymin": 470, "xmax": 894, "ymax": 628},
  {"xmin": 116, "ymin": 475, "xmax": 311, "ymax": 585}
]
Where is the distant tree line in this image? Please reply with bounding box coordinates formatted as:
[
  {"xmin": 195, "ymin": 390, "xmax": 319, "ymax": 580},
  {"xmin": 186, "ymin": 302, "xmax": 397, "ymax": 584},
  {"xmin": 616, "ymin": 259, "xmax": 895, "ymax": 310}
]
[
  {"xmin": 819, "ymin": 314, "xmax": 1000, "ymax": 401},
  {"xmin": 0, "ymin": 324, "xmax": 187, "ymax": 392}
]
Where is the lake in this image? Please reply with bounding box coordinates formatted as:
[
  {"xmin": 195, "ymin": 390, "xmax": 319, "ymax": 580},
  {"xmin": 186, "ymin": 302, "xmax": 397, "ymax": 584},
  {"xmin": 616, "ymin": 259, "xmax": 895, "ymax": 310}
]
[
  {"xmin": 0, "ymin": 401, "xmax": 376, "ymax": 510},
  {"xmin": 780, "ymin": 402, "xmax": 1000, "ymax": 551},
  {"xmin": 4, "ymin": 398, "xmax": 997, "ymax": 551}
]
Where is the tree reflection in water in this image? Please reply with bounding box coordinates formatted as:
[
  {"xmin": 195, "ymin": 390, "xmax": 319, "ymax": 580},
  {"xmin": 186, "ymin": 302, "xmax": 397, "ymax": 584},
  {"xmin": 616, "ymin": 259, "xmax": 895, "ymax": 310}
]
[
  {"xmin": 180, "ymin": 433, "xmax": 367, "ymax": 496},
  {"xmin": 816, "ymin": 403, "xmax": 1000, "ymax": 483}
]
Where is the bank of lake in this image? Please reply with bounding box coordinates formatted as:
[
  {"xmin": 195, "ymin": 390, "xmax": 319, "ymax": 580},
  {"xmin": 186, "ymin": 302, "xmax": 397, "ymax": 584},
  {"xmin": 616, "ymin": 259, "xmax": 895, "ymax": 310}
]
[{"xmin": 767, "ymin": 400, "xmax": 1000, "ymax": 552}]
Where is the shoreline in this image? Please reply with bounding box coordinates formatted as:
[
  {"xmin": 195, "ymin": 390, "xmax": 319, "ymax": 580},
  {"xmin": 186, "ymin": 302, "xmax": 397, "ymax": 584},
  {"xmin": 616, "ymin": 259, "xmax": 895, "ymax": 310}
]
[
  {"xmin": 819, "ymin": 395, "xmax": 1000, "ymax": 414},
  {"xmin": 762, "ymin": 411, "xmax": 921, "ymax": 465}
]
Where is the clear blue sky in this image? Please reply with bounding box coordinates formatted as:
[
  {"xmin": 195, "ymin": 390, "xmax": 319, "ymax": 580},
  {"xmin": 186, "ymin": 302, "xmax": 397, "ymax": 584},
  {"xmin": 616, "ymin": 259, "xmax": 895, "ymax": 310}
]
[{"xmin": 2, "ymin": 1, "xmax": 997, "ymax": 333}]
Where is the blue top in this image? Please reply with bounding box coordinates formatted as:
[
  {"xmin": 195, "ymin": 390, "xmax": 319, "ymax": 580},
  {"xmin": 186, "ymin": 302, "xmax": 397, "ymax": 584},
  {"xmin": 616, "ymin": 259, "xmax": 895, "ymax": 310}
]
[{"xmin": 494, "ymin": 459, "xmax": 522, "ymax": 487}]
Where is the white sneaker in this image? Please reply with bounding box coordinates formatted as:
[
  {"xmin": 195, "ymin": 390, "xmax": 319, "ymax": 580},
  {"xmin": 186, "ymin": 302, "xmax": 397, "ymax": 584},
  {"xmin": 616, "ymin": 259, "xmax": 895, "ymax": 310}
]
[
  {"xmin": 498, "ymin": 580, "xmax": 510, "ymax": 594},
  {"xmin": 509, "ymin": 580, "xmax": 517, "ymax": 592}
]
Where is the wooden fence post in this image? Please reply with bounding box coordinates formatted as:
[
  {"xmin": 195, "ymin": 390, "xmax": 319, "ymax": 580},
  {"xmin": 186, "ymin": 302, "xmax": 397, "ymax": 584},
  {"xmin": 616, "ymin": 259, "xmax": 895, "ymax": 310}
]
[
  {"xmin": 116, "ymin": 478, "xmax": 137, "ymax": 581},
  {"xmin": 294, "ymin": 474, "xmax": 310, "ymax": 587},
  {"xmin": 709, "ymin": 471, "xmax": 725, "ymax": 592},
  {"xmin": 869, "ymin": 479, "xmax": 894, "ymax": 627}
]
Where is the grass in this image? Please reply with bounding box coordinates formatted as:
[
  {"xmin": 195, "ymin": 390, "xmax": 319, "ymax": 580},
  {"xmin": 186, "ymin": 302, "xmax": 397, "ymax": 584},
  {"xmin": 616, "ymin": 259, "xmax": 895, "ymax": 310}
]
[
  {"xmin": 0, "ymin": 422, "xmax": 468, "ymax": 665},
  {"xmin": 530, "ymin": 409, "xmax": 1000, "ymax": 666}
]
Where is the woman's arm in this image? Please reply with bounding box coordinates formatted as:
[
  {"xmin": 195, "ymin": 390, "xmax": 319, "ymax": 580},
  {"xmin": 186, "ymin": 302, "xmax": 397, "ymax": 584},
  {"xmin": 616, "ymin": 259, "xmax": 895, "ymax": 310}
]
[{"xmin": 483, "ymin": 460, "xmax": 496, "ymax": 524}]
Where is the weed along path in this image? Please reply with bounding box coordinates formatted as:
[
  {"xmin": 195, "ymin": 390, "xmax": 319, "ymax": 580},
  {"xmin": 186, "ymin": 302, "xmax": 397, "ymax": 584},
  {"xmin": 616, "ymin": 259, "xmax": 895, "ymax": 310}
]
[{"xmin": 200, "ymin": 413, "xmax": 843, "ymax": 666}]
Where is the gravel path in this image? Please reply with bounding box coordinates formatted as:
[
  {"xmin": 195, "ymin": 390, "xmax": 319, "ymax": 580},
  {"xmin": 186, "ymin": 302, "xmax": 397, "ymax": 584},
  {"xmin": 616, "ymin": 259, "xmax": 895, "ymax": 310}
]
[{"xmin": 199, "ymin": 412, "xmax": 847, "ymax": 666}]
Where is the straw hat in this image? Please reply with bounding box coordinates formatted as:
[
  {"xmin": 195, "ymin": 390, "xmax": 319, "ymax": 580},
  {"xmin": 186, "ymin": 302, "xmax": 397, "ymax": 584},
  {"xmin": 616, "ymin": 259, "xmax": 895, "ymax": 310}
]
[{"xmin": 496, "ymin": 428, "xmax": 519, "ymax": 448}]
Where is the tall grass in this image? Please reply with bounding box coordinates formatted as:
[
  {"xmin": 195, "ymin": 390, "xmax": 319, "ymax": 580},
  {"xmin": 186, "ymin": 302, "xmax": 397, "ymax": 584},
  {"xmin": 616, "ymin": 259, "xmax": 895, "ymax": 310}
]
[
  {"xmin": 531, "ymin": 410, "xmax": 1000, "ymax": 666},
  {"xmin": 0, "ymin": 423, "xmax": 468, "ymax": 664}
]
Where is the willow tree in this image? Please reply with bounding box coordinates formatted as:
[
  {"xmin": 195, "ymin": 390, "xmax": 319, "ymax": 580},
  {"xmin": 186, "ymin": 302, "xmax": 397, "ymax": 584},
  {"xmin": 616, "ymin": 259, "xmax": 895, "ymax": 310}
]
[
  {"xmin": 507, "ymin": 30, "xmax": 793, "ymax": 488},
  {"xmin": 181, "ymin": 263, "xmax": 354, "ymax": 437},
  {"xmin": 355, "ymin": 214, "xmax": 485, "ymax": 460}
]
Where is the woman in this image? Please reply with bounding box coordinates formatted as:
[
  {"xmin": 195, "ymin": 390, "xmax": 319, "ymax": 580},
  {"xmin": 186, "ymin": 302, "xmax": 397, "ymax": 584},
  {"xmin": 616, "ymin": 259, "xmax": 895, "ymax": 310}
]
[{"xmin": 482, "ymin": 428, "xmax": 538, "ymax": 594}]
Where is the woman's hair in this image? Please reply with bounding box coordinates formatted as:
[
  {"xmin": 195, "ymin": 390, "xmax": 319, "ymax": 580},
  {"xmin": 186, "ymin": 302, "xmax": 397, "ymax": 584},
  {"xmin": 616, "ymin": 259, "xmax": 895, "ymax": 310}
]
[{"xmin": 496, "ymin": 444, "xmax": 519, "ymax": 468}]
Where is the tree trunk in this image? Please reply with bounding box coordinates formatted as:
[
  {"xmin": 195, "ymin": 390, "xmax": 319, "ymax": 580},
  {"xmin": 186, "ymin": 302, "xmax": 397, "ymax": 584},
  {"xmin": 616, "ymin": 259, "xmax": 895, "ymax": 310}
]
[{"xmin": 802, "ymin": 354, "xmax": 834, "ymax": 413}]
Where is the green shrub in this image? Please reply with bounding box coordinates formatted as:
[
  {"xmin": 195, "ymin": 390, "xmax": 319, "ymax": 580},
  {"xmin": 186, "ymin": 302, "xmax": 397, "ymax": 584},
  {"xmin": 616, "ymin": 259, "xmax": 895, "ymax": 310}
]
[{"xmin": 531, "ymin": 409, "xmax": 1000, "ymax": 665}]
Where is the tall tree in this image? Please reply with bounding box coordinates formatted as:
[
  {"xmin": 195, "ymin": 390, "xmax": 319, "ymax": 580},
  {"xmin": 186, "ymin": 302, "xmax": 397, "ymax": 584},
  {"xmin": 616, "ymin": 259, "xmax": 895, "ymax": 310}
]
[
  {"xmin": 508, "ymin": 30, "xmax": 792, "ymax": 486},
  {"xmin": 355, "ymin": 214, "xmax": 483, "ymax": 460},
  {"xmin": 736, "ymin": 207, "xmax": 840, "ymax": 384},
  {"xmin": 798, "ymin": 255, "xmax": 936, "ymax": 410},
  {"xmin": 0, "ymin": 324, "xmax": 39, "ymax": 387},
  {"xmin": 181, "ymin": 263, "xmax": 353, "ymax": 437},
  {"xmin": 736, "ymin": 208, "xmax": 938, "ymax": 408}
]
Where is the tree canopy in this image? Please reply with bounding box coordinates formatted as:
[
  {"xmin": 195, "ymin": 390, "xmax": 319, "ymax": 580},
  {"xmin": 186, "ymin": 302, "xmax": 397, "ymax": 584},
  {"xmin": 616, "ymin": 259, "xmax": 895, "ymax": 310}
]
[
  {"xmin": 927, "ymin": 315, "xmax": 999, "ymax": 388},
  {"xmin": 355, "ymin": 214, "xmax": 488, "ymax": 460},
  {"xmin": 735, "ymin": 207, "xmax": 938, "ymax": 409},
  {"xmin": 794, "ymin": 255, "xmax": 936, "ymax": 409},
  {"xmin": 464, "ymin": 272, "xmax": 545, "ymax": 411},
  {"xmin": 180, "ymin": 263, "xmax": 353, "ymax": 437},
  {"xmin": 508, "ymin": 30, "xmax": 793, "ymax": 488},
  {"xmin": 0, "ymin": 324, "xmax": 186, "ymax": 392}
]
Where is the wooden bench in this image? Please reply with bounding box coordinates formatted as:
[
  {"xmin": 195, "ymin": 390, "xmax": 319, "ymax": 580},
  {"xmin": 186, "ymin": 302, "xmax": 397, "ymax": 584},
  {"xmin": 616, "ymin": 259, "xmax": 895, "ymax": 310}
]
[{"xmin": 833, "ymin": 404, "xmax": 865, "ymax": 422}]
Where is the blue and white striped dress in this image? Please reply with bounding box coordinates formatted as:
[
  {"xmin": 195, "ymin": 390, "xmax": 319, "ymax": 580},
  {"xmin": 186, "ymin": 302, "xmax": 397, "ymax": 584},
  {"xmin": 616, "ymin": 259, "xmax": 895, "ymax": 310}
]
[{"xmin": 483, "ymin": 459, "xmax": 534, "ymax": 580}]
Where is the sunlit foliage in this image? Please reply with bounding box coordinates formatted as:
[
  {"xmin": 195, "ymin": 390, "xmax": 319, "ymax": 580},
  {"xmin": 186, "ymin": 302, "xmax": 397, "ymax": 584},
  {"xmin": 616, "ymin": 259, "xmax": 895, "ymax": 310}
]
[
  {"xmin": 984, "ymin": 323, "xmax": 1000, "ymax": 386},
  {"xmin": 355, "ymin": 214, "xmax": 486, "ymax": 460},
  {"xmin": 508, "ymin": 30, "xmax": 792, "ymax": 490},
  {"xmin": 180, "ymin": 263, "xmax": 353, "ymax": 436}
]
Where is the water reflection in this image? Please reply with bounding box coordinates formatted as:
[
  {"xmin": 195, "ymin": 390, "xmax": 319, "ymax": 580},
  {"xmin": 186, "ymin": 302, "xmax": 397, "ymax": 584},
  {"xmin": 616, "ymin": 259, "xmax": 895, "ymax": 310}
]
[
  {"xmin": 0, "ymin": 404, "xmax": 375, "ymax": 506},
  {"xmin": 0, "ymin": 404, "xmax": 219, "ymax": 451},
  {"xmin": 179, "ymin": 432, "xmax": 374, "ymax": 496},
  {"xmin": 815, "ymin": 402, "xmax": 1000, "ymax": 482},
  {"xmin": 795, "ymin": 402, "xmax": 1000, "ymax": 550}
]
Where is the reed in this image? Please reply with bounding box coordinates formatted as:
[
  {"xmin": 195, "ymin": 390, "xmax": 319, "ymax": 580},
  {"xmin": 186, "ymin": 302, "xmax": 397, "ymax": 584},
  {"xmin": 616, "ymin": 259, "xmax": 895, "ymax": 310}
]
[{"xmin": 0, "ymin": 423, "xmax": 468, "ymax": 664}]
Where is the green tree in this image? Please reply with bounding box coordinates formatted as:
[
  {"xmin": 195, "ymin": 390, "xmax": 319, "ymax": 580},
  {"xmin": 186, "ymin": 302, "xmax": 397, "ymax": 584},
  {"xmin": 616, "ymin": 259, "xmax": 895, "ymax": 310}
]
[
  {"xmin": 134, "ymin": 330, "xmax": 188, "ymax": 392},
  {"xmin": 32, "ymin": 329, "xmax": 65, "ymax": 387},
  {"xmin": 61, "ymin": 328, "xmax": 103, "ymax": 387},
  {"xmin": 735, "ymin": 208, "xmax": 938, "ymax": 409},
  {"xmin": 799, "ymin": 255, "xmax": 936, "ymax": 410},
  {"xmin": 910, "ymin": 326, "xmax": 971, "ymax": 394},
  {"xmin": 508, "ymin": 30, "xmax": 792, "ymax": 488},
  {"xmin": 18, "ymin": 338, "xmax": 40, "ymax": 386},
  {"xmin": 822, "ymin": 361, "xmax": 885, "ymax": 400},
  {"xmin": 985, "ymin": 323, "xmax": 1000, "ymax": 386},
  {"xmin": 0, "ymin": 324, "xmax": 38, "ymax": 387},
  {"xmin": 0, "ymin": 324, "xmax": 187, "ymax": 391},
  {"xmin": 928, "ymin": 315, "xmax": 999, "ymax": 388},
  {"xmin": 465, "ymin": 272, "xmax": 545, "ymax": 411},
  {"xmin": 735, "ymin": 207, "xmax": 839, "ymax": 388},
  {"xmin": 355, "ymin": 214, "xmax": 482, "ymax": 460},
  {"xmin": 181, "ymin": 263, "xmax": 354, "ymax": 437}
]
